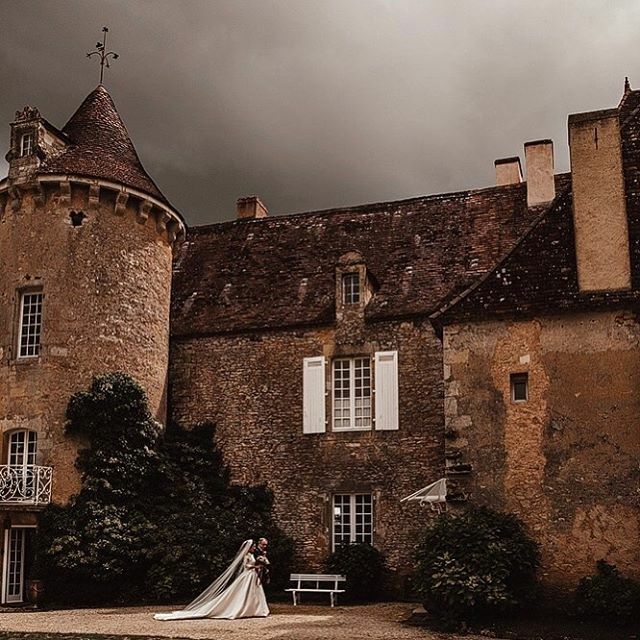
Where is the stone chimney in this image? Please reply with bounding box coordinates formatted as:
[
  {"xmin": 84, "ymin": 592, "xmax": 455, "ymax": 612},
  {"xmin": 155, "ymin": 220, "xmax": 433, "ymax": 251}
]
[
  {"xmin": 236, "ymin": 195, "xmax": 268, "ymax": 219},
  {"xmin": 568, "ymin": 108, "xmax": 630, "ymax": 292},
  {"xmin": 524, "ymin": 140, "xmax": 555, "ymax": 207},
  {"xmin": 494, "ymin": 157, "xmax": 522, "ymax": 186}
]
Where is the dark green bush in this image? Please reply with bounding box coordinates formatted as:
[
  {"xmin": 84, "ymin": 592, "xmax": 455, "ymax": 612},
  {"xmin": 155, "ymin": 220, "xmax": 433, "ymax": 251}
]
[
  {"xmin": 38, "ymin": 372, "xmax": 293, "ymax": 605},
  {"xmin": 415, "ymin": 507, "xmax": 540, "ymax": 623},
  {"xmin": 326, "ymin": 543, "xmax": 386, "ymax": 602},
  {"xmin": 575, "ymin": 560, "xmax": 640, "ymax": 623}
]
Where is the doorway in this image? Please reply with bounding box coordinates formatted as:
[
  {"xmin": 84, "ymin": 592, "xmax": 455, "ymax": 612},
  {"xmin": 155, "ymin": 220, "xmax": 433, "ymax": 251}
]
[{"xmin": 2, "ymin": 527, "xmax": 35, "ymax": 604}]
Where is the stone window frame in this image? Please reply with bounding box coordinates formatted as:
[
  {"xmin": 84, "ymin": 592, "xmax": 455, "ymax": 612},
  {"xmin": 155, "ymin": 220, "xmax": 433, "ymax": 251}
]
[
  {"xmin": 19, "ymin": 132, "xmax": 34, "ymax": 158},
  {"xmin": 17, "ymin": 288, "xmax": 44, "ymax": 360},
  {"xmin": 332, "ymin": 493, "xmax": 374, "ymax": 550},
  {"xmin": 331, "ymin": 356, "xmax": 373, "ymax": 432},
  {"xmin": 510, "ymin": 372, "xmax": 529, "ymax": 403}
]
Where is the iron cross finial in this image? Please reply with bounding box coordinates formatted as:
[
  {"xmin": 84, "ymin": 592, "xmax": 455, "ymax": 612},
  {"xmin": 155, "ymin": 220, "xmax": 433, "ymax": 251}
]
[{"xmin": 86, "ymin": 26, "xmax": 119, "ymax": 85}]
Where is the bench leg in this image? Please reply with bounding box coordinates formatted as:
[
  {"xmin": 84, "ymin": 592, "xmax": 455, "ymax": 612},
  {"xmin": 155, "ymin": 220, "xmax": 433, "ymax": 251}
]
[
  {"xmin": 292, "ymin": 591, "xmax": 297, "ymax": 606},
  {"xmin": 330, "ymin": 592, "xmax": 335, "ymax": 607}
]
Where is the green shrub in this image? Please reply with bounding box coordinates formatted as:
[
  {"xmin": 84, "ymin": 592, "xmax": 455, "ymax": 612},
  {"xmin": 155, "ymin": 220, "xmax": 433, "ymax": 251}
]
[
  {"xmin": 415, "ymin": 507, "xmax": 540, "ymax": 623},
  {"xmin": 575, "ymin": 560, "xmax": 640, "ymax": 623},
  {"xmin": 38, "ymin": 372, "xmax": 293, "ymax": 605},
  {"xmin": 326, "ymin": 543, "xmax": 386, "ymax": 602}
]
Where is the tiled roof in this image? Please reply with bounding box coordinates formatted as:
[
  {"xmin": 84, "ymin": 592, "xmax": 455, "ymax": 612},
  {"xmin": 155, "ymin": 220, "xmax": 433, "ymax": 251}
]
[
  {"xmin": 433, "ymin": 89, "xmax": 640, "ymax": 325},
  {"xmin": 170, "ymin": 177, "xmax": 569, "ymax": 337},
  {"xmin": 40, "ymin": 85, "xmax": 168, "ymax": 204}
]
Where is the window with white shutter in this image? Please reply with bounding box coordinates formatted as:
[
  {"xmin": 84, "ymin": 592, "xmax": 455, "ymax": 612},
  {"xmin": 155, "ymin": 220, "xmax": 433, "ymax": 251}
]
[
  {"xmin": 303, "ymin": 357, "xmax": 326, "ymax": 433},
  {"xmin": 332, "ymin": 357, "xmax": 372, "ymax": 431},
  {"xmin": 374, "ymin": 351, "xmax": 399, "ymax": 430}
]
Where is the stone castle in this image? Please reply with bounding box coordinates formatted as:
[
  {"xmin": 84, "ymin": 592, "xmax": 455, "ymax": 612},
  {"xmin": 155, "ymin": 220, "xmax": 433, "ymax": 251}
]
[{"xmin": 0, "ymin": 82, "xmax": 638, "ymax": 603}]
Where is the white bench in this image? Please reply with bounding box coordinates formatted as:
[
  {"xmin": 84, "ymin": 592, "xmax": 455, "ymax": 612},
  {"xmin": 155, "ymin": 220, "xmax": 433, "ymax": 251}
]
[{"xmin": 285, "ymin": 573, "xmax": 346, "ymax": 607}]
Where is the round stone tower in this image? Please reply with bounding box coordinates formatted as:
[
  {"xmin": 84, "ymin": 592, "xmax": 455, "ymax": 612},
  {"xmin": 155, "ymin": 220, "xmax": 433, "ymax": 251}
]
[{"xmin": 0, "ymin": 84, "xmax": 185, "ymax": 549}]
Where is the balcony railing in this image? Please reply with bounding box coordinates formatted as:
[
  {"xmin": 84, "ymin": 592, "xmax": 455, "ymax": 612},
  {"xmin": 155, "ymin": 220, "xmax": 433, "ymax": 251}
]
[{"xmin": 0, "ymin": 465, "xmax": 52, "ymax": 505}]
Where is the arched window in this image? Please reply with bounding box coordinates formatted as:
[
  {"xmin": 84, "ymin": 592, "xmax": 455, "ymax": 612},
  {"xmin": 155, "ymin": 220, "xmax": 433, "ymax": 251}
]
[
  {"xmin": 7, "ymin": 430, "xmax": 37, "ymax": 468},
  {"xmin": 4, "ymin": 430, "xmax": 38, "ymax": 501}
]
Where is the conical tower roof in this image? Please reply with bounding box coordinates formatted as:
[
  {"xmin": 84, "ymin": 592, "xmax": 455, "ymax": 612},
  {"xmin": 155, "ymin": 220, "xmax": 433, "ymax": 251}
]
[{"xmin": 41, "ymin": 85, "xmax": 168, "ymax": 204}]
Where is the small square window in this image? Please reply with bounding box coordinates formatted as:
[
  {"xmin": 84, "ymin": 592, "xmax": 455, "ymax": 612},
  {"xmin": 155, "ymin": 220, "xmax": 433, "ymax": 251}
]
[
  {"xmin": 20, "ymin": 133, "xmax": 34, "ymax": 158},
  {"xmin": 342, "ymin": 273, "xmax": 360, "ymax": 305},
  {"xmin": 510, "ymin": 373, "xmax": 528, "ymax": 402}
]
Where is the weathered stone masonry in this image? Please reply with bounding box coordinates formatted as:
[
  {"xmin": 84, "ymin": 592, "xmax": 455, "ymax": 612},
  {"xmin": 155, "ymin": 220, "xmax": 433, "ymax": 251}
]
[
  {"xmin": 3, "ymin": 79, "xmax": 640, "ymax": 604},
  {"xmin": 169, "ymin": 317, "xmax": 444, "ymax": 579},
  {"xmin": 0, "ymin": 86, "xmax": 184, "ymax": 603},
  {"xmin": 442, "ymin": 313, "xmax": 640, "ymax": 586}
]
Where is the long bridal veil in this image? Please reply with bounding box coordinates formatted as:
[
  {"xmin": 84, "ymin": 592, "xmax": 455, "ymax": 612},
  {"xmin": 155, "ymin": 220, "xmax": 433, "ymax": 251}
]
[{"xmin": 154, "ymin": 539, "xmax": 253, "ymax": 620}]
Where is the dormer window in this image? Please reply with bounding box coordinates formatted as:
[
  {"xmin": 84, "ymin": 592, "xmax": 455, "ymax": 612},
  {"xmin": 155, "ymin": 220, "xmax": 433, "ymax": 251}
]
[
  {"xmin": 342, "ymin": 273, "xmax": 360, "ymax": 305},
  {"xmin": 19, "ymin": 132, "xmax": 34, "ymax": 157}
]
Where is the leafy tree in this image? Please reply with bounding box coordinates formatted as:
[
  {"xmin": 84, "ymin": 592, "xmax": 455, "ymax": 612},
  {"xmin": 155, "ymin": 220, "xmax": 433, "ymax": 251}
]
[
  {"xmin": 326, "ymin": 543, "xmax": 386, "ymax": 602},
  {"xmin": 575, "ymin": 560, "xmax": 640, "ymax": 624},
  {"xmin": 38, "ymin": 372, "xmax": 293, "ymax": 605},
  {"xmin": 414, "ymin": 507, "xmax": 540, "ymax": 624}
]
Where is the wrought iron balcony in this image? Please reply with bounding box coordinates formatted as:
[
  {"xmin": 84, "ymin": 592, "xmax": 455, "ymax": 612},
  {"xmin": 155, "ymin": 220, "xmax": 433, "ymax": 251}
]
[{"xmin": 0, "ymin": 465, "xmax": 52, "ymax": 505}]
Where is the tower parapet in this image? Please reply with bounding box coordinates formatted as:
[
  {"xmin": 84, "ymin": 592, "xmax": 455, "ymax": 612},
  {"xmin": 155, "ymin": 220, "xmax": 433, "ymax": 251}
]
[{"xmin": 2, "ymin": 85, "xmax": 185, "ymax": 245}]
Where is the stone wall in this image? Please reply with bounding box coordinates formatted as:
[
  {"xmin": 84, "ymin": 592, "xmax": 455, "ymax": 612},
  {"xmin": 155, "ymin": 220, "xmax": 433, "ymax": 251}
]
[
  {"xmin": 0, "ymin": 182, "xmax": 174, "ymax": 507},
  {"xmin": 443, "ymin": 311, "xmax": 640, "ymax": 587},
  {"xmin": 169, "ymin": 316, "xmax": 445, "ymax": 584},
  {"xmin": 569, "ymin": 110, "xmax": 631, "ymax": 292}
]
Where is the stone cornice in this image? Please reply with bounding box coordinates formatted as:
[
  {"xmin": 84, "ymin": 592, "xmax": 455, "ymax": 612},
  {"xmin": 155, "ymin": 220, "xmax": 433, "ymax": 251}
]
[{"xmin": 0, "ymin": 174, "xmax": 186, "ymax": 245}]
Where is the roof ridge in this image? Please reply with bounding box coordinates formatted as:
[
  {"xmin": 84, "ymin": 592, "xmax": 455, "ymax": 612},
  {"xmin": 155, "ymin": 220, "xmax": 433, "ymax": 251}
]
[
  {"xmin": 190, "ymin": 173, "xmax": 571, "ymax": 232},
  {"xmin": 190, "ymin": 184, "xmax": 530, "ymax": 233}
]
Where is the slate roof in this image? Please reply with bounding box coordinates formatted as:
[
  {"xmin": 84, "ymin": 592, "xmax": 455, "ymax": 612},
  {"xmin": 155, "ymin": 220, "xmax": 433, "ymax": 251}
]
[
  {"xmin": 432, "ymin": 89, "xmax": 640, "ymax": 326},
  {"xmin": 40, "ymin": 85, "xmax": 169, "ymax": 205},
  {"xmin": 171, "ymin": 176, "xmax": 569, "ymax": 337}
]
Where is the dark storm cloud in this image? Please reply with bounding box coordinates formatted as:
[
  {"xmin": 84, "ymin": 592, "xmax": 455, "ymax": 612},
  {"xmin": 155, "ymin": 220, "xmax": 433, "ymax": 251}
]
[{"xmin": 1, "ymin": 0, "xmax": 638, "ymax": 224}]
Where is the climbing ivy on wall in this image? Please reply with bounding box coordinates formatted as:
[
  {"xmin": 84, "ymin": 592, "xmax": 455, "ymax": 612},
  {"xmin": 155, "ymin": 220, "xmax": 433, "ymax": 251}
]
[{"xmin": 38, "ymin": 372, "xmax": 293, "ymax": 605}]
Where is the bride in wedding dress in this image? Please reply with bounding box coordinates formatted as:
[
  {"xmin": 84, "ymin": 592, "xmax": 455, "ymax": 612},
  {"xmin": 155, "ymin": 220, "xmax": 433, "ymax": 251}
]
[{"xmin": 154, "ymin": 540, "xmax": 269, "ymax": 621}]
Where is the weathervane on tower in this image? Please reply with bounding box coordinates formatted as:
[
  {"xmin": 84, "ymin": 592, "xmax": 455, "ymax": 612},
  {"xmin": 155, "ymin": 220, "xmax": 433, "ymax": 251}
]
[{"xmin": 87, "ymin": 26, "xmax": 119, "ymax": 84}]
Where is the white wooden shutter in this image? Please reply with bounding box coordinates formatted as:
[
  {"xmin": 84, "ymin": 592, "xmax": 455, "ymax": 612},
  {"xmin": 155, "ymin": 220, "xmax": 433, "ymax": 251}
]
[
  {"xmin": 303, "ymin": 356, "xmax": 326, "ymax": 434},
  {"xmin": 374, "ymin": 350, "xmax": 399, "ymax": 431}
]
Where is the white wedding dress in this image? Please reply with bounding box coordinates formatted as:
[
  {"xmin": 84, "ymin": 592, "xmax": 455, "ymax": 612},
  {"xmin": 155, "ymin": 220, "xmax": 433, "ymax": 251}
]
[{"xmin": 154, "ymin": 540, "xmax": 269, "ymax": 620}]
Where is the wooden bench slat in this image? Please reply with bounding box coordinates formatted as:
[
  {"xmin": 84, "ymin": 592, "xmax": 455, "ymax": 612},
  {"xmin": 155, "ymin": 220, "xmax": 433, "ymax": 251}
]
[
  {"xmin": 290, "ymin": 574, "xmax": 346, "ymax": 580},
  {"xmin": 285, "ymin": 589, "xmax": 345, "ymax": 593}
]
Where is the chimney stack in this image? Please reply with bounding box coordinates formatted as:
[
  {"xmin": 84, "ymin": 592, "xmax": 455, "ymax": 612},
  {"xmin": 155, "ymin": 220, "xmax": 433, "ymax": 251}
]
[
  {"xmin": 568, "ymin": 108, "xmax": 630, "ymax": 292},
  {"xmin": 236, "ymin": 195, "xmax": 268, "ymax": 219},
  {"xmin": 524, "ymin": 140, "xmax": 555, "ymax": 207},
  {"xmin": 494, "ymin": 157, "xmax": 523, "ymax": 186}
]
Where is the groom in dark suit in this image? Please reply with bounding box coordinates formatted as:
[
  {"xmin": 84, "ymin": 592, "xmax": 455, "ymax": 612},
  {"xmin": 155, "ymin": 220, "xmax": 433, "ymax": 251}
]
[{"xmin": 253, "ymin": 537, "xmax": 271, "ymax": 585}]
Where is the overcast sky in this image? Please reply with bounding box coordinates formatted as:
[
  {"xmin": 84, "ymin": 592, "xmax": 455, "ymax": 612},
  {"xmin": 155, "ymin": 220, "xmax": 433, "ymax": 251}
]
[{"xmin": 0, "ymin": 1, "xmax": 638, "ymax": 225}]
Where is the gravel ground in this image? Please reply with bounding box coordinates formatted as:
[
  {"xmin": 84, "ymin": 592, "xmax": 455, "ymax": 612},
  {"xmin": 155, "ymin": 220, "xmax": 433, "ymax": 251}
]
[{"xmin": 0, "ymin": 602, "xmax": 467, "ymax": 640}]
